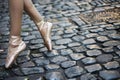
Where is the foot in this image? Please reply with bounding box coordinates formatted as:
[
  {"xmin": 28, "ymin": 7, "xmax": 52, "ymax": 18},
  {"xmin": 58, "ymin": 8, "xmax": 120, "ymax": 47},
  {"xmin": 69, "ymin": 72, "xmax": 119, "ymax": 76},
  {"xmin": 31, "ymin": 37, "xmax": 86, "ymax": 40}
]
[
  {"xmin": 5, "ymin": 36, "xmax": 26, "ymax": 68},
  {"xmin": 37, "ymin": 21, "xmax": 53, "ymax": 51}
]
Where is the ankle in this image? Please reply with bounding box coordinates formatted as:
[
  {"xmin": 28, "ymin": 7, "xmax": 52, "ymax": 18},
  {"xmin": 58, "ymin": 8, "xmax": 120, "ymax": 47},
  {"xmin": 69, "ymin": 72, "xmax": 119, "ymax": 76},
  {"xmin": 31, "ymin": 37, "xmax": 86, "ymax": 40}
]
[
  {"xmin": 36, "ymin": 20, "xmax": 44, "ymax": 26},
  {"xmin": 9, "ymin": 35, "xmax": 22, "ymax": 46},
  {"xmin": 36, "ymin": 20, "xmax": 45, "ymax": 30},
  {"xmin": 34, "ymin": 16, "xmax": 44, "ymax": 24}
]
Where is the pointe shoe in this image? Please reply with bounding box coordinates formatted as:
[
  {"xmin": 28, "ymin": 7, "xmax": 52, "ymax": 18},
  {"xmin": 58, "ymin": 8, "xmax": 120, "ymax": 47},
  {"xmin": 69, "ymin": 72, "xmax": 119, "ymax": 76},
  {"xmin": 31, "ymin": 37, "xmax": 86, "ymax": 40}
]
[
  {"xmin": 5, "ymin": 36, "xmax": 26, "ymax": 68},
  {"xmin": 36, "ymin": 20, "xmax": 53, "ymax": 51}
]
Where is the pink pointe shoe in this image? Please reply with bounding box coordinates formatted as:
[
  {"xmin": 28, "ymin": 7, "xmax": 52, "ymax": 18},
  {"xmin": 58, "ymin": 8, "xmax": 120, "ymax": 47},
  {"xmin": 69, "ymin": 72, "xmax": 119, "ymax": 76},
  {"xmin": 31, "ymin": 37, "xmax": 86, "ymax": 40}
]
[
  {"xmin": 36, "ymin": 20, "xmax": 53, "ymax": 51},
  {"xmin": 5, "ymin": 36, "xmax": 26, "ymax": 68}
]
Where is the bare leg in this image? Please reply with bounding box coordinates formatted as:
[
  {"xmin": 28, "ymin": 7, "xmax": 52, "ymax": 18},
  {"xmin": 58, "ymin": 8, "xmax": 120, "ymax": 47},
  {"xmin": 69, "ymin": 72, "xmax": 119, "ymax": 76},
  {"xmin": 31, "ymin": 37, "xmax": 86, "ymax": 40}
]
[
  {"xmin": 6, "ymin": 0, "xmax": 26, "ymax": 68},
  {"xmin": 24, "ymin": 0, "xmax": 43, "ymax": 23},
  {"xmin": 9, "ymin": 0, "xmax": 24, "ymax": 36},
  {"xmin": 23, "ymin": 0, "xmax": 53, "ymax": 51}
]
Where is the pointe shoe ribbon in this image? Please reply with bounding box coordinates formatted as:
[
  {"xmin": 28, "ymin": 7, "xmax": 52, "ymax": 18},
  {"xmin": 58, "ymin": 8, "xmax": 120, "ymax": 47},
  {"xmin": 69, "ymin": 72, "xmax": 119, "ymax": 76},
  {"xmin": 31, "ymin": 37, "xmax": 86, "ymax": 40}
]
[
  {"xmin": 36, "ymin": 20, "xmax": 53, "ymax": 51},
  {"xmin": 5, "ymin": 36, "xmax": 26, "ymax": 68},
  {"xmin": 36, "ymin": 20, "xmax": 45, "ymax": 30}
]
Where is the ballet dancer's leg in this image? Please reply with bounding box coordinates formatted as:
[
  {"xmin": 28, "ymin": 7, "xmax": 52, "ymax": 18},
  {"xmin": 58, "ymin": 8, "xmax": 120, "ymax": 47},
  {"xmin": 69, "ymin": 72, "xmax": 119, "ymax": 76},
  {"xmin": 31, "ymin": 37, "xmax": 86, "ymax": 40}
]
[
  {"xmin": 24, "ymin": 0, "xmax": 53, "ymax": 51},
  {"xmin": 24, "ymin": 0, "xmax": 43, "ymax": 23},
  {"xmin": 5, "ymin": 0, "xmax": 26, "ymax": 68},
  {"xmin": 9, "ymin": 0, "xmax": 24, "ymax": 36}
]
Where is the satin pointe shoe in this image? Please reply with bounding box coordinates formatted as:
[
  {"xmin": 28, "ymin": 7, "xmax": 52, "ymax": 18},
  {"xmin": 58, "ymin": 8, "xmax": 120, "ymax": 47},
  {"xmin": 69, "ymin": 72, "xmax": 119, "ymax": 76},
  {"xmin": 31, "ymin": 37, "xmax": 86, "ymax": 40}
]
[
  {"xmin": 5, "ymin": 36, "xmax": 26, "ymax": 68},
  {"xmin": 36, "ymin": 20, "xmax": 53, "ymax": 51}
]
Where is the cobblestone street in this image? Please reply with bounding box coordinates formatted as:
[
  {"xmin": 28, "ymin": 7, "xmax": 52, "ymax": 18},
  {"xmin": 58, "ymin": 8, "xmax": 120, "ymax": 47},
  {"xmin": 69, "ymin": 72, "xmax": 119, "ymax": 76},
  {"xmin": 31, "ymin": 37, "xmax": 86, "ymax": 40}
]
[{"xmin": 0, "ymin": 0, "xmax": 120, "ymax": 80}]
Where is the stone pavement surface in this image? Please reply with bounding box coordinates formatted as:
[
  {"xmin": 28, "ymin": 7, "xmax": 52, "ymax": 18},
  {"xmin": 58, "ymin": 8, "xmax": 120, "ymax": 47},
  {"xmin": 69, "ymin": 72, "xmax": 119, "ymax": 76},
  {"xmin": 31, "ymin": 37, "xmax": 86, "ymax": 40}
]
[{"xmin": 0, "ymin": 0, "xmax": 120, "ymax": 80}]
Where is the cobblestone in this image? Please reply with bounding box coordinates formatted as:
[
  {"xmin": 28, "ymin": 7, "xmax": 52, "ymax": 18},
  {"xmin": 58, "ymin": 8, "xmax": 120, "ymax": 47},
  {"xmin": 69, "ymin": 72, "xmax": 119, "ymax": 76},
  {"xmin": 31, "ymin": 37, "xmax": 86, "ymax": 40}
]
[
  {"xmin": 68, "ymin": 42, "xmax": 81, "ymax": 47},
  {"xmin": 24, "ymin": 35, "xmax": 36, "ymax": 41},
  {"xmin": 86, "ymin": 44, "xmax": 101, "ymax": 49},
  {"xmin": 103, "ymin": 61, "xmax": 120, "ymax": 69},
  {"xmin": 116, "ymin": 51, "xmax": 120, "ymax": 56},
  {"xmin": 31, "ymin": 53, "xmax": 43, "ymax": 58},
  {"xmin": 45, "ymin": 72, "xmax": 65, "ymax": 80},
  {"xmin": 55, "ymin": 38, "xmax": 72, "ymax": 45},
  {"xmin": 45, "ymin": 64, "xmax": 60, "ymax": 70},
  {"xmin": 61, "ymin": 61, "xmax": 76, "ymax": 68},
  {"xmin": 96, "ymin": 54, "xmax": 113, "ymax": 63},
  {"xmin": 99, "ymin": 70, "xmax": 120, "ymax": 80},
  {"xmin": 96, "ymin": 36, "xmax": 109, "ymax": 42},
  {"xmin": 90, "ymin": 28, "xmax": 104, "ymax": 32},
  {"xmin": 51, "ymin": 36, "xmax": 61, "ymax": 40},
  {"xmin": 44, "ymin": 50, "xmax": 59, "ymax": 57},
  {"xmin": 5, "ymin": 77, "xmax": 28, "ymax": 80},
  {"xmin": 85, "ymin": 64, "xmax": 102, "ymax": 73},
  {"xmin": 1, "ymin": 0, "xmax": 120, "ymax": 79},
  {"xmin": 11, "ymin": 68, "xmax": 23, "ymax": 76},
  {"xmin": 51, "ymin": 56, "xmax": 68, "ymax": 64},
  {"xmin": 34, "ymin": 57, "xmax": 50, "ymax": 66},
  {"xmin": 72, "ymin": 35, "xmax": 85, "ymax": 42},
  {"xmin": 102, "ymin": 46, "xmax": 114, "ymax": 53},
  {"xmin": 108, "ymin": 33, "xmax": 120, "ymax": 39},
  {"xmin": 20, "ymin": 61, "xmax": 35, "ymax": 68},
  {"xmin": 0, "ymin": 59, "xmax": 5, "ymax": 66},
  {"xmin": 60, "ymin": 49, "xmax": 73, "ymax": 56},
  {"xmin": 82, "ymin": 39, "xmax": 96, "ymax": 45},
  {"xmin": 117, "ymin": 45, "xmax": 120, "ymax": 49},
  {"xmin": 29, "ymin": 44, "xmax": 44, "ymax": 49},
  {"xmin": 63, "ymin": 33, "xmax": 76, "ymax": 38},
  {"xmin": 19, "ymin": 50, "xmax": 30, "ymax": 56},
  {"xmin": 30, "ymin": 39, "xmax": 43, "ymax": 44},
  {"xmin": 98, "ymin": 30, "xmax": 117, "ymax": 36},
  {"xmin": 86, "ymin": 50, "xmax": 102, "ymax": 56},
  {"xmin": 86, "ymin": 33, "xmax": 99, "ymax": 38},
  {"xmin": 53, "ymin": 45, "xmax": 67, "ymax": 50},
  {"xmin": 72, "ymin": 46, "xmax": 87, "ymax": 52},
  {"xmin": 80, "ymin": 73, "xmax": 97, "ymax": 80},
  {"xmin": 17, "ymin": 56, "xmax": 30, "ymax": 63},
  {"xmin": 82, "ymin": 57, "xmax": 96, "ymax": 65},
  {"xmin": 21, "ymin": 67, "xmax": 44, "ymax": 75},
  {"xmin": 65, "ymin": 66, "xmax": 84, "ymax": 78},
  {"xmin": 70, "ymin": 53, "xmax": 85, "ymax": 61},
  {"xmin": 103, "ymin": 40, "xmax": 120, "ymax": 47}
]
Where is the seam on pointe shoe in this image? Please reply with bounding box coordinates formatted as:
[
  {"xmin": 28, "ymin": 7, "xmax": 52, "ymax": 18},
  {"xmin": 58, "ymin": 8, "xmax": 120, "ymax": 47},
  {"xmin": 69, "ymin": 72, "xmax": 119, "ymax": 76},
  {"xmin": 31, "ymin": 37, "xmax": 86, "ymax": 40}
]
[
  {"xmin": 9, "ymin": 36, "xmax": 23, "ymax": 46},
  {"xmin": 9, "ymin": 39, "xmax": 22, "ymax": 45},
  {"xmin": 37, "ymin": 20, "xmax": 46, "ymax": 30},
  {"xmin": 10, "ymin": 36, "xmax": 20, "ymax": 38}
]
